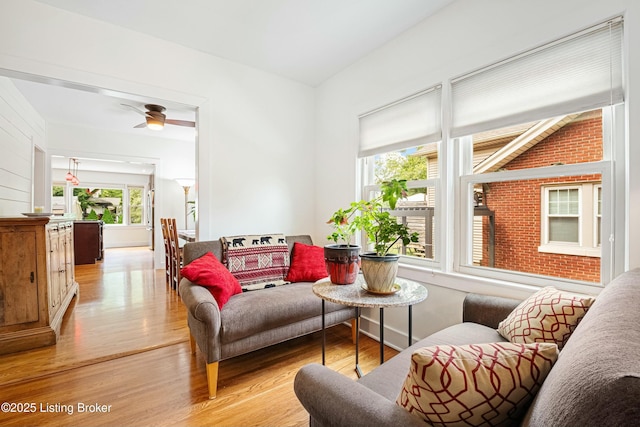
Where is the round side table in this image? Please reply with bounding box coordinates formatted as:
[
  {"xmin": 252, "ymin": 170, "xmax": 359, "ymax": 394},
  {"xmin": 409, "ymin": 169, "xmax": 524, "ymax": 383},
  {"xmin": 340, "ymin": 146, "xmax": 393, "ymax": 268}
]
[{"xmin": 313, "ymin": 274, "xmax": 427, "ymax": 377}]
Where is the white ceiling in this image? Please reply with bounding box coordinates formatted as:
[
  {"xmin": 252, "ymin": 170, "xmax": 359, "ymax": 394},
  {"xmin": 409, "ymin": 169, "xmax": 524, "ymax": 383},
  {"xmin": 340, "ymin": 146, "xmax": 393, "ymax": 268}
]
[
  {"xmin": 33, "ymin": 0, "xmax": 455, "ymax": 86},
  {"xmin": 10, "ymin": 0, "xmax": 456, "ymax": 173}
]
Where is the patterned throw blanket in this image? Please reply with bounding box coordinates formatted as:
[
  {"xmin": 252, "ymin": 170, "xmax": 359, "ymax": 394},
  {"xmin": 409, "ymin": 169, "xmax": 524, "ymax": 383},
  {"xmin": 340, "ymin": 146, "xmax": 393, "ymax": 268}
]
[{"xmin": 221, "ymin": 234, "xmax": 290, "ymax": 291}]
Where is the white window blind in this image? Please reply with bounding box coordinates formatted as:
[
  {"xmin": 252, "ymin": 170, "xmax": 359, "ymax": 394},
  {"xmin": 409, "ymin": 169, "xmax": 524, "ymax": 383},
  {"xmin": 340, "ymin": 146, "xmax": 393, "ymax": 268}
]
[
  {"xmin": 451, "ymin": 18, "xmax": 623, "ymax": 138},
  {"xmin": 359, "ymin": 85, "xmax": 442, "ymax": 158}
]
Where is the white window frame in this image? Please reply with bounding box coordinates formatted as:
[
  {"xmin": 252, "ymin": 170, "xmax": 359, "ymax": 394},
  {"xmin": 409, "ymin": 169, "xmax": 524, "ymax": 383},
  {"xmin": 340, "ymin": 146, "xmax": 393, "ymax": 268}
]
[
  {"xmin": 539, "ymin": 183, "xmax": 601, "ymax": 257},
  {"xmin": 594, "ymin": 184, "xmax": 602, "ymax": 247},
  {"xmin": 63, "ymin": 182, "xmax": 147, "ymax": 226},
  {"xmin": 458, "ymin": 149, "xmax": 613, "ymax": 289}
]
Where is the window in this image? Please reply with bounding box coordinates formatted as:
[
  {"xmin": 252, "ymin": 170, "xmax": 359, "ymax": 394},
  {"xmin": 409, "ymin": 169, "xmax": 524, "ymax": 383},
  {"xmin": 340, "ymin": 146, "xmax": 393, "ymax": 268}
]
[
  {"xmin": 359, "ymin": 86, "xmax": 442, "ymax": 263},
  {"xmin": 128, "ymin": 186, "xmax": 144, "ymax": 225},
  {"xmin": 74, "ymin": 187, "xmax": 123, "ymax": 223},
  {"xmin": 52, "ymin": 185, "xmax": 65, "ymax": 214},
  {"xmin": 460, "ymin": 110, "xmax": 608, "ymax": 284},
  {"xmin": 547, "ymin": 187, "xmax": 580, "ymax": 243},
  {"xmin": 540, "ymin": 183, "xmax": 601, "ymax": 257},
  {"xmin": 363, "ymin": 150, "xmax": 438, "ymax": 259},
  {"xmin": 453, "ymin": 18, "xmax": 623, "ymax": 287}
]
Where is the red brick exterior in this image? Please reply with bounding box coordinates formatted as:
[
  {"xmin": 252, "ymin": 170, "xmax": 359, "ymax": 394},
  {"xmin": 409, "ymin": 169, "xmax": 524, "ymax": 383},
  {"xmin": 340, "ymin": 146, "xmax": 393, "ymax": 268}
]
[{"xmin": 480, "ymin": 111, "xmax": 602, "ymax": 283}]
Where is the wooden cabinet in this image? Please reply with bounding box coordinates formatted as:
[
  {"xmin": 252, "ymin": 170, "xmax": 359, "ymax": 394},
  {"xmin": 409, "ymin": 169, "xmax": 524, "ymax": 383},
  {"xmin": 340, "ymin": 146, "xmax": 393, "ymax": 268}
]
[
  {"xmin": 0, "ymin": 217, "xmax": 79, "ymax": 355},
  {"xmin": 73, "ymin": 220, "xmax": 103, "ymax": 264}
]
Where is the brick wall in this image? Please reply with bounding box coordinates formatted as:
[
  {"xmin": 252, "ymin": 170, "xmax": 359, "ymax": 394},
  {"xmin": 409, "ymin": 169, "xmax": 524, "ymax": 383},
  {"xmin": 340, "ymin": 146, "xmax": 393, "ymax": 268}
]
[{"xmin": 480, "ymin": 111, "xmax": 602, "ymax": 282}]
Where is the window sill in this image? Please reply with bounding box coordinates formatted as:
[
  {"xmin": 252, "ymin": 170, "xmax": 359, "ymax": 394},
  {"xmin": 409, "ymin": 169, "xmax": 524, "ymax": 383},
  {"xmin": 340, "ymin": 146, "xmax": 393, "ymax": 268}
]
[
  {"xmin": 538, "ymin": 244, "xmax": 600, "ymax": 258},
  {"xmin": 397, "ymin": 262, "xmax": 603, "ymax": 301}
]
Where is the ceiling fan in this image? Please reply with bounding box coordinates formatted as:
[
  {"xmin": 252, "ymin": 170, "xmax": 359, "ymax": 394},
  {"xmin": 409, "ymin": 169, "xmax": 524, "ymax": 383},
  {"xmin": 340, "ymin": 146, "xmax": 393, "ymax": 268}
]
[{"xmin": 122, "ymin": 103, "xmax": 195, "ymax": 130}]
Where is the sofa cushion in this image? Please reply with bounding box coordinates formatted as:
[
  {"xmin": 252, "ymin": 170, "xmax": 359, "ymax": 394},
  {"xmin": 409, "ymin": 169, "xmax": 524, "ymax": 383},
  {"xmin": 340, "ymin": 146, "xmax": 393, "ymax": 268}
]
[
  {"xmin": 219, "ymin": 282, "xmax": 349, "ymax": 343},
  {"xmin": 221, "ymin": 233, "xmax": 290, "ymax": 291},
  {"xmin": 396, "ymin": 342, "xmax": 558, "ymax": 427},
  {"xmin": 497, "ymin": 286, "xmax": 595, "ymax": 349},
  {"xmin": 285, "ymin": 242, "xmax": 328, "ymax": 282},
  {"xmin": 180, "ymin": 252, "xmax": 242, "ymax": 309},
  {"xmin": 358, "ymin": 322, "xmax": 508, "ymax": 402}
]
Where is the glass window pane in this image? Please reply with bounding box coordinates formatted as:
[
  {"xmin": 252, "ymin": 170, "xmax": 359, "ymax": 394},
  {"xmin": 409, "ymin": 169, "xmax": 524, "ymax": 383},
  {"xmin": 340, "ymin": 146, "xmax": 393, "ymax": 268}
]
[
  {"xmin": 129, "ymin": 187, "xmax": 144, "ymax": 225},
  {"xmin": 549, "ymin": 217, "xmax": 579, "ymax": 242},
  {"xmin": 473, "ymin": 110, "xmax": 603, "ymax": 175},
  {"xmin": 469, "ymin": 174, "xmax": 601, "ymax": 283},
  {"xmin": 392, "ymin": 187, "xmax": 436, "ymax": 260},
  {"xmin": 374, "ymin": 145, "xmax": 431, "ymax": 182},
  {"xmin": 73, "ymin": 187, "xmax": 123, "ymax": 223},
  {"xmin": 52, "ymin": 185, "xmax": 65, "ymax": 214}
]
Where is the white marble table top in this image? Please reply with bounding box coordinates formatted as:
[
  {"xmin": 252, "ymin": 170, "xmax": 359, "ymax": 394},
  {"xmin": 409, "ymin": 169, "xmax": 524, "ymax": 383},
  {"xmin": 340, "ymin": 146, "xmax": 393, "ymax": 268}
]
[{"xmin": 313, "ymin": 274, "xmax": 428, "ymax": 308}]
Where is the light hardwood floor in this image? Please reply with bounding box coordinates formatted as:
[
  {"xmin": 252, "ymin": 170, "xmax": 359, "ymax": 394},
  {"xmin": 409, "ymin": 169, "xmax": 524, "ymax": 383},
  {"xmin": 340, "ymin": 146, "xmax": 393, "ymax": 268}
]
[{"xmin": 0, "ymin": 247, "xmax": 396, "ymax": 427}]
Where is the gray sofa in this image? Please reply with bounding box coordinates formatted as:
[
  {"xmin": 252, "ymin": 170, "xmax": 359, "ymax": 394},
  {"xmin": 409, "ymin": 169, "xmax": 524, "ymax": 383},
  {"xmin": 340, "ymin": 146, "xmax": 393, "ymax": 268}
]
[
  {"xmin": 179, "ymin": 235, "xmax": 355, "ymax": 399},
  {"xmin": 294, "ymin": 268, "xmax": 640, "ymax": 427}
]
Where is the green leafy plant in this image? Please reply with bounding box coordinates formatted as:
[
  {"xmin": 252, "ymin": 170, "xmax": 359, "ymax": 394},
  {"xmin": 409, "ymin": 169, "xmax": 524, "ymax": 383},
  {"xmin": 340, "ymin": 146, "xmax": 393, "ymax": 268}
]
[
  {"xmin": 327, "ymin": 179, "xmax": 419, "ymax": 256},
  {"xmin": 326, "ymin": 205, "xmax": 360, "ymax": 246},
  {"xmin": 101, "ymin": 208, "xmax": 115, "ymax": 224}
]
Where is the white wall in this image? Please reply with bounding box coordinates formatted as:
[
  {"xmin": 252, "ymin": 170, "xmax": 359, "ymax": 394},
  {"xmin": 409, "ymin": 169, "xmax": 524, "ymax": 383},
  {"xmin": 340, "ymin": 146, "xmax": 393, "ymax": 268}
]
[
  {"xmin": 315, "ymin": 0, "xmax": 640, "ymax": 348},
  {"xmin": 0, "ymin": 0, "xmax": 316, "ymax": 266},
  {"xmin": 0, "ymin": 77, "xmax": 46, "ymax": 215}
]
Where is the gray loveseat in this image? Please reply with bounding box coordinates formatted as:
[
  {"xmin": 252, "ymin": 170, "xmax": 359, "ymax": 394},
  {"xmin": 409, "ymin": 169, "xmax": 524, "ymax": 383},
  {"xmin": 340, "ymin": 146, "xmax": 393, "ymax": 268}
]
[
  {"xmin": 294, "ymin": 268, "xmax": 640, "ymax": 427},
  {"xmin": 179, "ymin": 235, "xmax": 355, "ymax": 399}
]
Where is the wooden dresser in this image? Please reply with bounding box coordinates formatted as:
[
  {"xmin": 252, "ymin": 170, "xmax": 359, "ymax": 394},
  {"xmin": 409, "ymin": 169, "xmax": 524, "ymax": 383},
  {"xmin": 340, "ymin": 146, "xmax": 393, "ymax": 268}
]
[{"xmin": 0, "ymin": 217, "xmax": 79, "ymax": 354}]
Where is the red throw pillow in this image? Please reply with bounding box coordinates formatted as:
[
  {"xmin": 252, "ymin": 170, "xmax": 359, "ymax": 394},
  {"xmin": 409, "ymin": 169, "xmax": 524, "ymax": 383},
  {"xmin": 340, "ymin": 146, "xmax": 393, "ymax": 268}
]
[
  {"xmin": 180, "ymin": 252, "xmax": 242, "ymax": 309},
  {"xmin": 285, "ymin": 242, "xmax": 328, "ymax": 282}
]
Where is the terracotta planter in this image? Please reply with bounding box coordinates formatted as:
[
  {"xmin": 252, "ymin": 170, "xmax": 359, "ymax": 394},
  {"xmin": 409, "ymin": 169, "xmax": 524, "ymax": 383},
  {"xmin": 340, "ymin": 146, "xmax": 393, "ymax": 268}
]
[
  {"xmin": 324, "ymin": 244, "xmax": 360, "ymax": 285},
  {"xmin": 360, "ymin": 253, "xmax": 399, "ymax": 293}
]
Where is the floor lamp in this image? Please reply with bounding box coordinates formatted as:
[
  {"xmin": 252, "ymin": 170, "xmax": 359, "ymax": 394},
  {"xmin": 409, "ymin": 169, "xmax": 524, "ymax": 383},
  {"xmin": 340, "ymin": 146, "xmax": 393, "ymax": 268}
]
[{"xmin": 175, "ymin": 178, "xmax": 195, "ymax": 229}]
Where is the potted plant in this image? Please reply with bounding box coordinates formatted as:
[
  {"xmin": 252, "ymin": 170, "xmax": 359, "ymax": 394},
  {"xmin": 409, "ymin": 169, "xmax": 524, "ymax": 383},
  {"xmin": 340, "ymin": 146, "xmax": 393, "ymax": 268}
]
[
  {"xmin": 326, "ymin": 179, "xmax": 419, "ymax": 290},
  {"xmin": 353, "ymin": 179, "xmax": 419, "ymax": 293},
  {"xmin": 325, "ymin": 205, "xmax": 361, "ymax": 285}
]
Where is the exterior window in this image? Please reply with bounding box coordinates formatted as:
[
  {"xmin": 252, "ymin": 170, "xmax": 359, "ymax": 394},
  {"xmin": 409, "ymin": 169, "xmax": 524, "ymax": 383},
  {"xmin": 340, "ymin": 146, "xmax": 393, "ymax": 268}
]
[
  {"xmin": 540, "ymin": 183, "xmax": 601, "ymax": 256},
  {"xmin": 547, "ymin": 187, "xmax": 580, "ymax": 243},
  {"xmin": 128, "ymin": 186, "xmax": 144, "ymax": 225}
]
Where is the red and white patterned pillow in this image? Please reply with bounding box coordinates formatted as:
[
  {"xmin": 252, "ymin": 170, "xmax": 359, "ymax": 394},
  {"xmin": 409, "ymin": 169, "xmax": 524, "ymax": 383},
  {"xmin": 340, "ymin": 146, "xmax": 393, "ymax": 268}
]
[
  {"xmin": 497, "ymin": 286, "xmax": 595, "ymax": 349},
  {"xmin": 396, "ymin": 342, "xmax": 558, "ymax": 426}
]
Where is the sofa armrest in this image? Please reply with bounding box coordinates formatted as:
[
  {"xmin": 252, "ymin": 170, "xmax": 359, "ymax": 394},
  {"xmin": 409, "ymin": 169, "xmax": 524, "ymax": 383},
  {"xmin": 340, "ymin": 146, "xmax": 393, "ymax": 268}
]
[
  {"xmin": 294, "ymin": 364, "xmax": 426, "ymax": 427},
  {"xmin": 179, "ymin": 279, "xmax": 223, "ymax": 363},
  {"xmin": 462, "ymin": 293, "xmax": 521, "ymax": 329},
  {"xmin": 180, "ymin": 279, "xmax": 222, "ymax": 322}
]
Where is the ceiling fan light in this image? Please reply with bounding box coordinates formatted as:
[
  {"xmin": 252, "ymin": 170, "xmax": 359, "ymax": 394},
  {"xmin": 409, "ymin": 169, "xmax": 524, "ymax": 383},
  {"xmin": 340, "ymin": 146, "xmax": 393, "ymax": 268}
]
[{"xmin": 146, "ymin": 116, "xmax": 164, "ymax": 131}]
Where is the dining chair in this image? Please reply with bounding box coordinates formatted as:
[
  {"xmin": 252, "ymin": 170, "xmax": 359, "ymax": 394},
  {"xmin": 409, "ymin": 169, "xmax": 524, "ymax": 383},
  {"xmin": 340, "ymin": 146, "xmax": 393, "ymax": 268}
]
[
  {"xmin": 160, "ymin": 218, "xmax": 172, "ymax": 288},
  {"xmin": 167, "ymin": 218, "xmax": 183, "ymax": 292}
]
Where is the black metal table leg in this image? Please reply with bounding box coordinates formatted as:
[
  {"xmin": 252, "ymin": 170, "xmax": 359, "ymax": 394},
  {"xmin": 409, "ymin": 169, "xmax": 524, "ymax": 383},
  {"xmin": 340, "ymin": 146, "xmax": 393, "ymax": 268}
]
[
  {"xmin": 379, "ymin": 307, "xmax": 384, "ymax": 364},
  {"xmin": 321, "ymin": 299, "xmax": 325, "ymax": 365},
  {"xmin": 355, "ymin": 307, "xmax": 363, "ymax": 378},
  {"xmin": 408, "ymin": 304, "xmax": 413, "ymax": 347}
]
